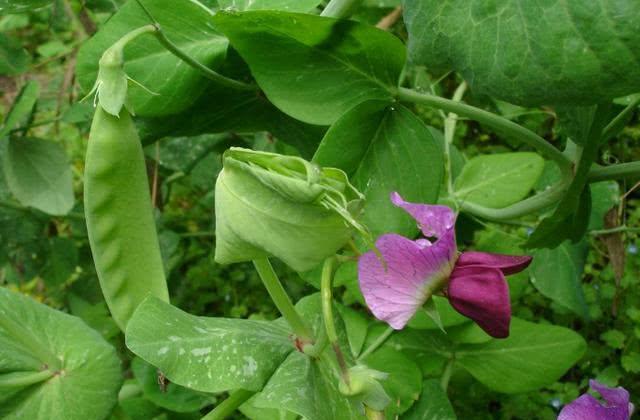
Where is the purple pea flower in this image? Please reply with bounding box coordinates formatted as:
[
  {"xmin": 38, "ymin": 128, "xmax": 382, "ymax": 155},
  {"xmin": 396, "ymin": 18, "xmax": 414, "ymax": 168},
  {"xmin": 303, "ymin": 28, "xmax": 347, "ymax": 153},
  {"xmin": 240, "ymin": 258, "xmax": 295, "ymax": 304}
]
[
  {"xmin": 558, "ymin": 380, "xmax": 634, "ymax": 420},
  {"xmin": 358, "ymin": 192, "xmax": 532, "ymax": 338}
]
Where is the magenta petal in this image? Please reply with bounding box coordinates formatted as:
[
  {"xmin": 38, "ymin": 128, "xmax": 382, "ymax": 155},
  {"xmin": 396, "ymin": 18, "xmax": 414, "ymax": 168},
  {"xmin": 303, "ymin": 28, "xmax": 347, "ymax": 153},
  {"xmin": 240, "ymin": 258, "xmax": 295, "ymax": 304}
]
[
  {"xmin": 447, "ymin": 265, "xmax": 511, "ymax": 338},
  {"xmin": 390, "ymin": 192, "xmax": 455, "ymax": 238},
  {"xmin": 358, "ymin": 232, "xmax": 456, "ymax": 330},
  {"xmin": 559, "ymin": 380, "xmax": 632, "ymax": 420},
  {"xmin": 457, "ymin": 251, "xmax": 532, "ymax": 275}
]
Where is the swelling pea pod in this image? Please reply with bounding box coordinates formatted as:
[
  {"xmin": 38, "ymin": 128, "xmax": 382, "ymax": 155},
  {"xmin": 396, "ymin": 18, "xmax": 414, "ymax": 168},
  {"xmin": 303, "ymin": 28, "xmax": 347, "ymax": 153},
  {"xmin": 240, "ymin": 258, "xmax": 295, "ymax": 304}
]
[{"xmin": 84, "ymin": 106, "xmax": 169, "ymax": 331}]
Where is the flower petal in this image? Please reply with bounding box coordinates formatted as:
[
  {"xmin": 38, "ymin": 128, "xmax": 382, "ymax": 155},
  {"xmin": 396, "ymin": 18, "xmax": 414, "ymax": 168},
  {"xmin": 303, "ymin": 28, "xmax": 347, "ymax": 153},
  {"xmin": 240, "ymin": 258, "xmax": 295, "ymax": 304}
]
[
  {"xmin": 390, "ymin": 192, "xmax": 455, "ymax": 238},
  {"xmin": 447, "ymin": 265, "xmax": 511, "ymax": 338},
  {"xmin": 559, "ymin": 380, "xmax": 632, "ymax": 420},
  {"xmin": 358, "ymin": 232, "xmax": 456, "ymax": 330},
  {"xmin": 457, "ymin": 251, "xmax": 532, "ymax": 275}
]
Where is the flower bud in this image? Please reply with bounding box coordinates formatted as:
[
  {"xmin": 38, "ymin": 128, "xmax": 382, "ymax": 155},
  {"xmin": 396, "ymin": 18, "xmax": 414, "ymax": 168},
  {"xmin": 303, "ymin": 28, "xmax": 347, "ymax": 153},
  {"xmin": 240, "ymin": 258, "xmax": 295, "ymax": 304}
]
[{"xmin": 214, "ymin": 148, "xmax": 366, "ymax": 272}]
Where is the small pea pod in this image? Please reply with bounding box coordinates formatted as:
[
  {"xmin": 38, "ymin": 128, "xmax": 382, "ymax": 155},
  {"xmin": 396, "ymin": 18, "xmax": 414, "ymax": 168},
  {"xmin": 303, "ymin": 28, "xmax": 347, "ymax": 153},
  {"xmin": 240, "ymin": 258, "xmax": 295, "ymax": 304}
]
[{"xmin": 84, "ymin": 106, "xmax": 169, "ymax": 331}]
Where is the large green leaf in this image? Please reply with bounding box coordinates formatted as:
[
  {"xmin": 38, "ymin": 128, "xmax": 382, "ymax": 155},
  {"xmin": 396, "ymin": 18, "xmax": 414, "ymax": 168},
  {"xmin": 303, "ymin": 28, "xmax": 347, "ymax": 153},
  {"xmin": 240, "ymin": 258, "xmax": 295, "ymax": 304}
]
[
  {"xmin": 0, "ymin": 287, "xmax": 122, "ymax": 419},
  {"xmin": 126, "ymin": 296, "xmax": 293, "ymax": 392},
  {"xmin": 1, "ymin": 137, "xmax": 74, "ymax": 216},
  {"xmin": 454, "ymin": 153, "xmax": 544, "ymax": 208},
  {"xmin": 530, "ymin": 240, "xmax": 589, "ymax": 318},
  {"xmin": 455, "ymin": 318, "xmax": 586, "ymax": 393},
  {"xmin": 217, "ymin": 0, "xmax": 320, "ymax": 12},
  {"xmin": 403, "ymin": 0, "xmax": 640, "ymax": 106},
  {"xmin": 314, "ymin": 102, "xmax": 443, "ymax": 236},
  {"xmin": 137, "ymin": 84, "xmax": 325, "ymax": 159},
  {"xmin": 403, "ymin": 379, "xmax": 456, "ymax": 420},
  {"xmin": 76, "ymin": 0, "xmax": 227, "ymax": 116},
  {"xmin": 212, "ymin": 11, "xmax": 405, "ymax": 125}
]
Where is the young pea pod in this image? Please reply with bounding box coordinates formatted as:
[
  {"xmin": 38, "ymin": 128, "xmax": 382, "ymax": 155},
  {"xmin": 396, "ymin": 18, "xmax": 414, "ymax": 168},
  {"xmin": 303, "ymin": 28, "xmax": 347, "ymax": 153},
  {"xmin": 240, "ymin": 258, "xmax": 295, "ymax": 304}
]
[
  {"xmin": 84, "ymin": 106, "xmax": 169, "ymax": 331},
  {"xmin": 215, "ymin": 147, "xmax": 367, "ymax": 272}
]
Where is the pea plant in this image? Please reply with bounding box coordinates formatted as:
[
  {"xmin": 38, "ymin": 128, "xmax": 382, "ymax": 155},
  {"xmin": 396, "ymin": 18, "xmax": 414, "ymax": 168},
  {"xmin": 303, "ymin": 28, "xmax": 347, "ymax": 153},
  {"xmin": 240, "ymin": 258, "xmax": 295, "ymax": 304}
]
[{"xmin": 1, "ymin": 0, "xmax": 639, "ymax": 419}]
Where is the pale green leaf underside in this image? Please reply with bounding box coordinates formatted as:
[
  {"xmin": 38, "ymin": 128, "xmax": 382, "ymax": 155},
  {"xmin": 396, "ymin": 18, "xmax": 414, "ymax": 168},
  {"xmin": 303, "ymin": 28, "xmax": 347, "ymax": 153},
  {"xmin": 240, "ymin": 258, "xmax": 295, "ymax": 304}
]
[
  {"xmin": 404, "ymin": 0, "xmax": 640, "ymax": 106},
  {"xmin": 76, "ymin": 0, "xmax": 227, "ymax": 117},
  {"xmin": 454, "ymin": 152, "xmax": 544, "ymax": 208},
  {"xmin": 0, "ymin": 287, "xmax": 122, "ymax": 420}
]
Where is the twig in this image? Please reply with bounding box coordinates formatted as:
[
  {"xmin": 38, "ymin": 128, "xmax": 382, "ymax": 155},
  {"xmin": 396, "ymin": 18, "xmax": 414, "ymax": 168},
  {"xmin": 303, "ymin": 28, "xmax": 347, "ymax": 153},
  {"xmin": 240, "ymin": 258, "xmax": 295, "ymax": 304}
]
[{"xmin": 376, "ymin": 6, "xmax": 402, "ymax": 30}]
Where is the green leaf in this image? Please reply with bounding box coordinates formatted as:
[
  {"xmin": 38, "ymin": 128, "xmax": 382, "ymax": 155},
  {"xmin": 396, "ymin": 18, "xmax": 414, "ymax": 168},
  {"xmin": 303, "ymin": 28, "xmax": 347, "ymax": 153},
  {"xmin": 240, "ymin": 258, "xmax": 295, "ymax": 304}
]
[
  {"xmin": 0, "ymin": 0, "xmax": 52, "ymax": 14},
  {"xmin": 41, "ymin": 237, "xmax": 78, "ymax": 287},
  {"xmin": 454, "ymin": 153, "xmax": 544, "ymax": 208},
  {"xmin": 137, "ymin": 84, "xmax": 325, "ymax": 158},
  {"xmin": 131, "ymin": 357, "xmax": 215, "ymax": 412},
  {"xmin": 0, "ymin": 81, "xmax": 38, "ymax": 138},
  {"xmin": 383, "ymin": 327, "xmax": 452, "ymax": 376},
  {"xmin": 403, "ymin": 0, "xmax": 640, "ymax": 106},
  {"xmin": 455, "ymin": 318, "xmax": 586, "ymax": 393},
  {"xmin": 530, "ymin": 240, "xmax": 589, "ymax": 318},
  {"xmin": 212, "ymin": 11, "xmax": 405, "ymax": 125},
  {"xmin": 600, "ymin": 330, "xmax": 626, "ymax": 349},
  {"xmin": 1, "ymin": 137, "xmax": 74, "ymax": 215},
  {"xmin": 362, "ymin": 346, "xmax": 422, "ymax": 416},
  {"xmin": 240, "ymin": 399, "xmax": 298, "ymax": 420},
  {"xmin": 588, "ymin": 181, "xmax": 620, "ymax": 230},
  {"xmin": 76, "ymin": 0, "xmax": 228, "ymax": 117},
  {"xmin": 0, "ymin": 287, "xmax": 122, "ymax": 420},
  {"xmin": 126, "ymin": 296, "xmax": 293, "ymax": 392},
  {"xmin": 403, "ymin": 379, "xmax": 456, "ymax": 420},
  {"xmin": 621, "ymin": 352, "xmax": 640, "ymax": 374},
  {"xmin": 217, "ymin": 0, "xmax": 320, "ymax": 12},
  {"xmin": 336, "ymin": 304, "xmax": 368, "ymax": 358},
  {"xmin": 0, "ymin": 33, "xmax": 30, "ymax": 75},
  {"xmin": 407, "ymin": 296, "xmax": 468, "ymax": 330},
  {"xmin": 314, "ymin": 102, "xmax": 443, "ymax": 236}
]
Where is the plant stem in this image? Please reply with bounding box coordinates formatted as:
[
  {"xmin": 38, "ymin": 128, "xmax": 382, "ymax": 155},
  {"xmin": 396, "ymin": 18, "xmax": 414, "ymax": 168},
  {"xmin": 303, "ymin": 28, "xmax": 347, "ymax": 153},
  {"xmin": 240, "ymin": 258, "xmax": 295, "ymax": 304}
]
[
  {"xmin": 443, "ymin": 81, "xmax": 467, "ymax": 195},
  {"xmin": 358, "ymin": 326, "xmax": 393, "ymax": 361},
  {"xmin": 133, "ymin": 0, "xmax": 255, "ymax": 91},
  {"xmin": 602, "ymin": 96, "xmax": 640, "ymax": 141},
  {"xmin": 440, "ymin": 357, "xmax": 455, "ymax": 390},
  {"xmin": 320, "ymin": 256, "xmax": 350, "ymax": 385},
  {"xmin": 253, "ymin": 258, "xmax": 312, "ymax": 342},
  {"xmin": 459, "ymin": 178, "xmax": 570, "ymax": 221},
  {"xmin": 201, "ymin": 389, "xmax": 255, "ymax": 420},
  {"xmin": 588, "ymin": 161, "xmax": 640, "ymax": 182},
  {"xmin": 321, "ymin": 0, "xmax": 363, "ymax": 18},
  {"xmin": 590, "ymin": 225, "xmax": 640, "ymax": 235},
  {"xmin": 0, "ymin": 370, "xmax": 54, "ymax": 388},
  {"xmin": 397, "ymin": 87, "xmax": 572, "ymax": 171}
]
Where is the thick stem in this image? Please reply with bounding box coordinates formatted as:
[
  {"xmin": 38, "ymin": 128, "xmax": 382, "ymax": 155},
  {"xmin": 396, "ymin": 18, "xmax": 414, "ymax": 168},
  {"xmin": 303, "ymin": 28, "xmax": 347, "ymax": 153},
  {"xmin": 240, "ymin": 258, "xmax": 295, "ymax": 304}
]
[
  {"xmin": 358, "ymin": 326, "xmax": 393, "ymax": 361},
  {"xmin": 588, "ymin": 161, "xmax": 640, "ymax": 182},
  {"xmin": 201, "ymin": 389, "xmax": 255, "ymax": 420},
  {"xmin": 253, "ymin": 258, "xmax": 312, "ymax": 342},
  {"xmin": 321, "ymin": 257, "xmax": 350, "ymax": 385},
  {"xmin": 321, "ymin": 0, "xmax": 363, "ymax": 18},
  {"xmin": 443, "ymin": 81, "xmax": 467, "ymax": 195},
  {"xmin": 397, "ymin": 87, "xmax": 571, "ymax": 171},
  {"xmin": 459, "ymin": 178, "xmax": 570, "ymax": 221}
]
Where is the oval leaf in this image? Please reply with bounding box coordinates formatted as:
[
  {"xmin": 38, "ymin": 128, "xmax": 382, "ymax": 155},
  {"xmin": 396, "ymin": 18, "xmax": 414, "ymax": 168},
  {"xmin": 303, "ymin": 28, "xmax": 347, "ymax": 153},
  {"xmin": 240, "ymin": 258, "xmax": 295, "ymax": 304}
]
[
  {"xmin": 212, "ymin": 11, "xmax": 405, "ymax": 125},
  {"xmin": 454, "ymin": 152, "xmax": 544, "ymax": 208}
]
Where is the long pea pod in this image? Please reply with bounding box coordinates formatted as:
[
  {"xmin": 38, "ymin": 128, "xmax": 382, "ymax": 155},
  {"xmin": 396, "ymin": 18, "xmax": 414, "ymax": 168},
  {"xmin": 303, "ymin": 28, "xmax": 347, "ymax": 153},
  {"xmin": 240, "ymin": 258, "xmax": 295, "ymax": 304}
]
[{"xmin": 84, "ymin": 106, "xmax": 169, "ymax": 331}]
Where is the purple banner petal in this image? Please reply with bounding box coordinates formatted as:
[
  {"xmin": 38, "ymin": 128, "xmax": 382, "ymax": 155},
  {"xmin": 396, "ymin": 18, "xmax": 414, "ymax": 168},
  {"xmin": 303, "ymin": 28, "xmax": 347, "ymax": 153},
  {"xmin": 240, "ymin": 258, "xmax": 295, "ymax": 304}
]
[{"xmin": 390, "ymin": 192, "xmax": 455, "ymax": 238}]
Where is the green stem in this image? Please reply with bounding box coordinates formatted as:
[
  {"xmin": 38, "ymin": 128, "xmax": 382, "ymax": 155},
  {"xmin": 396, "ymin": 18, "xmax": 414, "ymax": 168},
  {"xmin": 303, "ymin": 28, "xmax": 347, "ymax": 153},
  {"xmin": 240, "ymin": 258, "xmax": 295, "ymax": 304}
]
[
  {"xmin": 111, "ymin": 24, "xmax": 156, "ymax": 51},
  {"xmin": 201, "ymin": 389, "xmax": 255, "ymax": 420},
  {"xmin": 358, "ymin": 326, "xmax": 393, "ymax": 361},
  {"xmin": 252, "ymin": 258, "xmax": 312, "ymax": 342},
  {"xmin": 321, "ymin": 256, "xmax": 350, "ymax": 385},
  {"xmin": 321, "ymin": 0, "xmax": 363, "ymax": 18},
  {"xmin": 440, "ymin": 357, "xmax": 455, "ymax": 390},
  {"xmin": 133, "ymin": 0, "xmax": 256, "ymax": 91},
  {"xmin": 459, "ymin": 178, "xmax": 570, "ymax": 221},
  {"xmin": 0, "ymin": 314, "xmax": 62, "ymax": 370},
  {"xmin": 0, "ymin": 370, "xmax": 54, "ymax": 388},
  {"xmin": 602, "ymin": 95, "xmax": 640, "ymax": 141},
  {"xmin": 443, "ymin": 81, "xmax": 467, "ymax": 195},
  {"xmin": 590, "ymin": 225, "xmax": 640, "ymax": 235},
  {"xmin": 397, "ymin": 87, "xmax": 572, "ymax": 171},
  {"xmin": 588, "ymin": 161, "xmax": 640, "ymax": 182}
]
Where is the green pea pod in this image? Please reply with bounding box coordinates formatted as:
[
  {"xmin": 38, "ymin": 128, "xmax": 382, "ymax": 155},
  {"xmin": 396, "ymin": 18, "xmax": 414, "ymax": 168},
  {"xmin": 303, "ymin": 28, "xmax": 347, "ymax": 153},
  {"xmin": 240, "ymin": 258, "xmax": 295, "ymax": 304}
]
[
  {"xmin": 84, "ymin": 106, "xmax": 169, "ymax": 331},
  {"xmin": 215, "ymin": 147, "xmax": 368, "ymax": 272}
]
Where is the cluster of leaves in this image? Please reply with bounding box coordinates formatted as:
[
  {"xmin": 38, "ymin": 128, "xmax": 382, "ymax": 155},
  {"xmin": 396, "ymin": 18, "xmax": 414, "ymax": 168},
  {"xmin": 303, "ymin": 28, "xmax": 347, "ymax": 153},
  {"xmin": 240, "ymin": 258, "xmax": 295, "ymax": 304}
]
[{"xmin": 0, "ymin": 0, "xmax": 638, "ymax": 419}]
